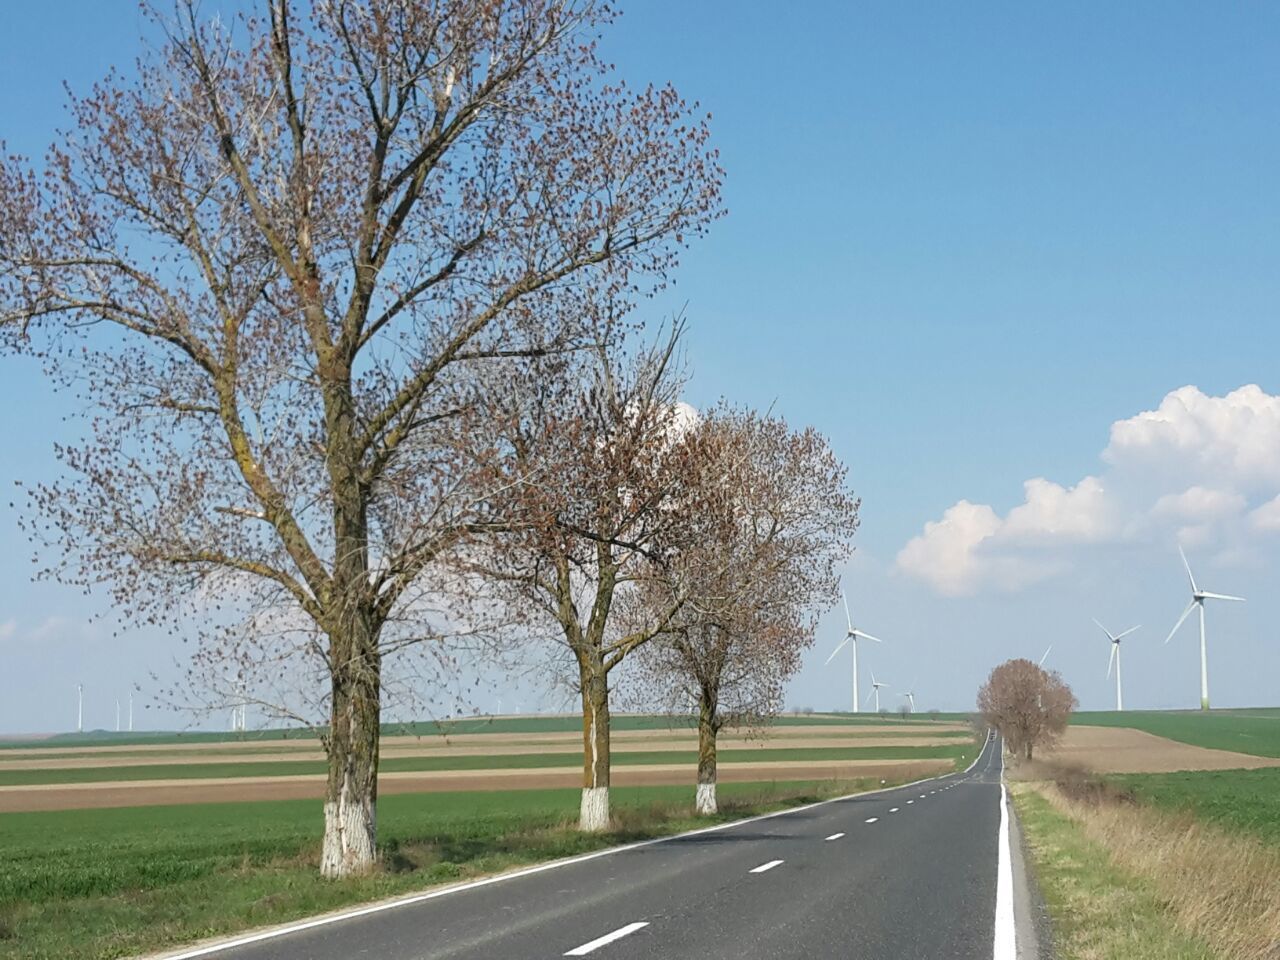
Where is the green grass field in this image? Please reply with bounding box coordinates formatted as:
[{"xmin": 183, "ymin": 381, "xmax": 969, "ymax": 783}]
[
  {"xmin": 0, "ymin": 777, "xmax": 901, "ymax": 960},
  {"xmin": 1073, "ymin": 708, "xmax": 1280, "ymax": 757},
  {"xmin": 0, "ymin": 743, "xmax": 972, "ymax": 787},
  {"xmin": 1107, "ymin": 768, "xmax": 1280, "ymax": 847}
]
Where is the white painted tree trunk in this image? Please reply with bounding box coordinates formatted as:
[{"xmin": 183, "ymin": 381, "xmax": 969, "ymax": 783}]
[
  {"xmin": 695, "ymin": 781, "xmax": 717, "ymax": 815},
  {"xmin": 320, "ymin": 773, "xmax": 377, "ymax": 878},
  {"xmin": 580, "ymin": 786, "xmax": 610, "ymax": 831}
]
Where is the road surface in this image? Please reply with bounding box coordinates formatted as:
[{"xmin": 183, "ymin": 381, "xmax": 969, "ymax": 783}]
[{"xmin": 167, "ymin": 732, "xmax": 1021, "ymax": 960}]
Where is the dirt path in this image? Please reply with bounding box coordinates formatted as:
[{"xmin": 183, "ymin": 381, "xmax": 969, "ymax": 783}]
[{"xmin": 1013, "ymin": 725, "xmax": 1280, "ymax": 775}]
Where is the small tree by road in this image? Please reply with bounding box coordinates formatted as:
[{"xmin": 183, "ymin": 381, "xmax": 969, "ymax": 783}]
[{"xmin": 977, "ymin": 659, "xmax": 1077, "ymax": 760}]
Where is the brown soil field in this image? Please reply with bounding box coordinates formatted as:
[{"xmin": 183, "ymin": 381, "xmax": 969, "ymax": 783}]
[
  {"xmin": 0, "ymin": 758, "xmax": 952, "ymax": 813},
  {"xmin": 0, "ymin": 723, "xmax": 968, "ymax": 761},
  {"xmin": 1013, "ymin": 725, "xmax": 1280, "ymax": 776},
  {"xmin": 0, "ymin": 735, "xmax": 963, "ymax": 771}
]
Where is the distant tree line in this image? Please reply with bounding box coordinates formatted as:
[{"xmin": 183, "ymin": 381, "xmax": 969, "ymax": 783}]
[{"xmin": 0, "ymin": 0, "xmax": 858, "ymax": 875}]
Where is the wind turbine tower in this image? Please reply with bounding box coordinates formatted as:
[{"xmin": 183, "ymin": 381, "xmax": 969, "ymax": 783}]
[
  {"xmin": 1094, "ymin": 620, "xmax": 1139, "ymax": 711},
  {"xmin": 1165, "ymin": 547, "xmax": 1244, "ymax": 711},
  {"xmin": 77, "ymin": 683, "xmax": 83, "ymax": 734},
  {"xmin": 824, "ymin": 591, "xmax": 885, "ymax": 713},
  {"xmin": 868, "ymin": 670, "xmax": 888, "ymax": 713}
]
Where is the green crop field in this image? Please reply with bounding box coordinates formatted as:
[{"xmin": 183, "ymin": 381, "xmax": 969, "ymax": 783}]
[
  {"xmin": 0, "ymin": 777, "xmax": 901, "ymax": 960},
  {"xmin": 1072, "ymin": 709, "xmax": 1280, "ymax": 758},
  {"xmin": 0, "ymin": 712, "xmax": 968, "ymax": 751},
  {"xmin": 1107, "ymin": 768, "xmax": 1280, "ymax": 847},
  {"xmin": 0, "ymin": 743, "xmax": 972, "ymax": 787}
]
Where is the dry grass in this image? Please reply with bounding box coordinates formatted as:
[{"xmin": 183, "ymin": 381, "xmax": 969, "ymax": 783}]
[{"xmin": 1026, "ymin": 772, "xmax": 1280, "ymax": 960}]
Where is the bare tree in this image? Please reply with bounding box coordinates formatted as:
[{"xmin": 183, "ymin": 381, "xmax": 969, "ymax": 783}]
[
  {"xmin": 635, "ymin": 409, "xmax": 858, "ymax": 814},
  {"xmin": 977, "ymin": 659, "xmax": 1077, "ymax": 760},
  {"xmin": 0, "ymin": 0, "xmax": 721, "ymax": 876},
  {"xmin": 469, "ymin": 324, "xmax": 718, "ymax": 829}
]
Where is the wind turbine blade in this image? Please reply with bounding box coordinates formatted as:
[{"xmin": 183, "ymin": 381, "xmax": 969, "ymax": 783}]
[
  {"xmin": 1092, "ymin": 617, "xmax": 1116, "ymax": 642},
  {"xmin": 1198, "ymin": 592, "xmax": 1245, "ymax": 602},
  {"xmin": 1164, "ymin": 600, "xmax": 1197, "ymax": 644},
  {"xmin": 823, "ymin": 636, "xmax": 851, "ymax": 665},
  {"xmin": 1113, "ymin": 625, "xmax": 1140, "ymax": 640},
  {"xmin": 854, "ymin": 630, "xmax": 884, "ymax": 643},
  {"xmin": 1038, "ymin": 645, "xmax": 1052, "ymax": 667},
  {"xmin": 842, "ymin": 591, "xmax": 854, "ymax": 632},
  {"xmin": 1107, "ymin": 643, "xmax": 1117, "ymax": 679},
  {"xmin": 1179, "ymin": 544, "xmax": 1198, "ymax": 594}
]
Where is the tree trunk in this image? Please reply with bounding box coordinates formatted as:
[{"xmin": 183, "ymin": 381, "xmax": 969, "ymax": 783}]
[
  {"xmin": 695, "ymin": 689, "xmax": 718, "ymax": 815},
  {"xmin": 1024, "ymin": 742, "xmax": 1033, "ymax": 761},
  {"xmin": 321, "ymin": 605, "xmax": 381, "ymax": 878},
  {"xmin": 579, "ymin": 655, "xmax": 611, "ymax": 831}
]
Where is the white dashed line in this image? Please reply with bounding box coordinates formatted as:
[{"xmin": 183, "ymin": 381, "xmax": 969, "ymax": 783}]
[
  {"xmin": 565, "ymin": 922, "xmax": 650, "ymax": 956},
  {"xmin": 907, "ymin": 800, "xmax": 914, "ymax": 805},
  {"xmin": 750, "ymin": 860, "xmax": 784, "ymax": 874},
  {"xmin": 825, "ymin": 832, "xmax": 845, "ymax": 841},
  {"xmin": 889, "ymin": 807, "xmax": 900, "ymax": 813},
  {"xmin": 865, "ymin": 817, "xmax": 879, "ymax": 824}
]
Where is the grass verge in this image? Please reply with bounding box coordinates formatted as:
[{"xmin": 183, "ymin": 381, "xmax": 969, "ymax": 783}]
[
  {"xmin": 0, "ymin": 777, "xmax": 889, "ymax": 960},
  {"xmin": 1010, "ymin": 784, "xmax": 1214, "ymax": 960},
  {"xmin": 1013, "ymin": 774, "xmax": 1280, "ymax": 959}
]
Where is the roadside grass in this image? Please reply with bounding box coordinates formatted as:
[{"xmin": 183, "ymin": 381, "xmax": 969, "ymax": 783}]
[
  {"xmin": 0, "ymin": 744, "xmax": 973, "ymax": 786},
  {"xmin": 0, "ymin": 778, "xmax": 899, "ymax": 960},
  {"xmin": 1014, "ymin": 774, "xmax": 1280, "ymax": 959},
  {"xmin": 1073, "ymin": 709, "xmax": 1280, "ymax": 757},
  {"xmin": 1010, "ymin": 784, "xmax": 1214, "ymax": 960},
  {"xmin": 1107, "ymin": 768, "xmax": 1280, "ymax": 847}
]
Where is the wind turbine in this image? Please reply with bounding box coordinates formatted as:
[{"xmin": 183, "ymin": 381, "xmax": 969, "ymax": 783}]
[
  {"xmin": 824, "ymin": 591, "xmax": 884, "ymax": 712},
  {"xmin": 868, "ymin": 669, "xmax": 888, "ymax": 713},
  {"xmin": 901, "ymin": 681, "xmax": 917, "ymax": 714},
  {"xmin": 1165, "ymin": 546, "xmax": 1244, "ymax": 711},
  {"xmin": 1093, "ymin": 619, "xmax": 1139, "ymax": 711},
  {"xmin": 77, "ymin": 683, "xmax": 83, "ymax": 733},
  {"xmin": 1038, "ymin": 645, "xmax": 1052, "ymax": 668}
]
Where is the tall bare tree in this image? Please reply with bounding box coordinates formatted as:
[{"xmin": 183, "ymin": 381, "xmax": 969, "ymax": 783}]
[
  {"xmin": 470, "ymin": 324, "xmax": 721, "ymax": 829},
  {"xmin": 0, "ymin": 0, "xmax": 721, "ymax": 876},
  {"xmin": 977, "ymin": 659, "xmax": 1077, "ymax": 760},
  {"xmin": 634, "ymin": 409, "xmax": 858, "ymax": 813}
]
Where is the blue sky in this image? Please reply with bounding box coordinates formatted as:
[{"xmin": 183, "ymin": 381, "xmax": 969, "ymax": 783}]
[{"xmin": 3, "ymin": 2, "xmax": 1280, "ymax": 732}]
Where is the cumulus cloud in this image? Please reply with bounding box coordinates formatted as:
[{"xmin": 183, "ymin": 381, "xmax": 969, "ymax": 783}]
[
  {"xmin": 897, "ymin": 384, "xmax": 1280, "ymax": 596},
  {"xmin": 0, "ymin": 619, "xmax": 15, "ymax": 642}
]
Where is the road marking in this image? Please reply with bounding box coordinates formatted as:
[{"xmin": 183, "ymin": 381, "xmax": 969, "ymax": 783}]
[
  {"xmin": 825, "ymin": 832, "xmax": 845, "ymax": 841},
  {"xmin": 907, "ymin": 800, "xmax": 914, "ymax": 804},
  {"xmin": 565, "ymin": 922, "xmax": 650, "ymax": 956},
  {"xmin": 889, "ymin": 807, "xmax": 900, "ymax": 813},
  {"xmin": 750, "ymin": 860, "xmax": 784, "ymax": 874},
  {"xmin": 154, "ymin": 745, "xmax": 994, "ymax": 960},
  {"xmin": 865, "ymin": 817, "xmax": 878, "ymax": 823},
  {"xmin": 920, "ymin": 794, "xmax": 927, "ymax": 798},
  {"xmin": 994, "ymin": 780, "xmax": 1016, "ymax": 959}
]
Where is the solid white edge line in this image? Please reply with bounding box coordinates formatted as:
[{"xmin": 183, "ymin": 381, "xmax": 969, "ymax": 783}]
[
  {"xmin": 154, "ymin": 740, "xmax": 993, "ymax": 960},
  {"xmin": 825, "ymin": 832, "xmax": 845, "ymax": 841},
  {"xmin": 994, "ymin": 743, "xmax": 1016, "ymax": 960},
  {"xmin": 749, "ymin": 859, "xmax": 784, "ymax": 874},
  {"xmin": 564, "ymin": 921, "xmax": 650, "ymax": 956}
]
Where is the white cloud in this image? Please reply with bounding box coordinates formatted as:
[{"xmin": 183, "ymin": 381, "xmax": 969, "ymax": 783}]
[
  {"xmin": 1151, "ymin": 486, "xmax": 1246, "ymax": 522},
  {"xmin": 0, "ymin": 619, "xmax": 15, "ymax": 642},
  {"xmin": 1250, "ymin": 494, "xmax": 1280, "ymax": 533},
  {"xmin": 897, "ymin": 384, "xmax": 1280, "ymax": 596}
]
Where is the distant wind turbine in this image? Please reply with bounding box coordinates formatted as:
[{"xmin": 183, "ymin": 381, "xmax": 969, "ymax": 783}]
[
  {"xmin": 868, "ymin": 669, "xmax": 888, "ymax": 713},
  {"xmin": 1038, "ymin": 645, "xmax": 1052, "ymax": 668},
  {"xmin": 824, "ymin": 591, "xmax": 884, "ymax": 713},
  {"xmin": 901, "ymin": 681, "xmax": 917, "ymax": 714},
  {"xmin": 1165, "ymin": 546, "xmax": 1244, "ymax": 711},
  {"xmin": 77, "ymin": 683, "xmax": 83, "ymax": 734},
  {"xmin": 1093, "ymin": 619, "xmax": 1139, "ymax": 711}
]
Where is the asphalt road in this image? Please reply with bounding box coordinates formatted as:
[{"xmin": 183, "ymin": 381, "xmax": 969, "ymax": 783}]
[{"xmin": 173, "ymin": 732, "xmax": 1013, "ymax": 960}]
